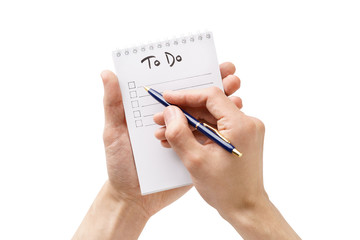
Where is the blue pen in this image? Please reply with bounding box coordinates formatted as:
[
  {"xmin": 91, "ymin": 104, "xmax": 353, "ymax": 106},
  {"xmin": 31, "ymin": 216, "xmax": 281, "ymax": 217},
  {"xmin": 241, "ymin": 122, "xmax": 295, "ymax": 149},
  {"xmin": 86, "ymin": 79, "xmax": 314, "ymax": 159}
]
[{"xmin": 144, "ymin": 86, "xmax": 242, "ymax": 158}]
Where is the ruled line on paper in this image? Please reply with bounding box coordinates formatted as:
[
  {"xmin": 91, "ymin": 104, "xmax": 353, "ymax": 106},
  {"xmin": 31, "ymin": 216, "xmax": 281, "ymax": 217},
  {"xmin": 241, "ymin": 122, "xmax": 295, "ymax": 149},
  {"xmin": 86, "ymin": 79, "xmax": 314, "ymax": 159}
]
[
  {"xmin": 137, "ymin": 72, "xmax": 212, "ymax": 89},
  {"xmin": 144, "ymin": 123, "xmax": 157, "ymax": 127},
  {"xmin": 138, "ymin": 79, "xmax": 214, "ymax": 98},
  {"xmin": 141, "ymin": 102, "xmax": 161, "ymax": 107},
  {"xmin": 172, "ymin": 82, "xmax": 213, "ymax": 91}
]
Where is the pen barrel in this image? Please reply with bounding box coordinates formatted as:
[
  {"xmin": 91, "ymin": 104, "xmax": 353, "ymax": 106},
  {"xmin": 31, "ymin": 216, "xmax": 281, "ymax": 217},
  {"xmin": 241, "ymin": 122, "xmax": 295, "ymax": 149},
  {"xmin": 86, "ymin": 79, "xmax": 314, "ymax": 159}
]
[
  {"xmin": 181, "ymin": 111, "xmax": 234, "ymax": 153},
  {"xmin": 147, "ymin": 88, "xmax": 234, "ymax": 153},
  {"xmin": 148, "ymin": 89, "xmax": 171, "ymax": 107},
  {"xmin": 148, "ymin": 89, "xmax": 201, "ymax": 127},
  {"xmin": 182, "ymin": 111, "xmax": 199, "ymax": 127},
  {"xmin": 196, "ymin": 124, "xmax": 235, "ymax": 153}
]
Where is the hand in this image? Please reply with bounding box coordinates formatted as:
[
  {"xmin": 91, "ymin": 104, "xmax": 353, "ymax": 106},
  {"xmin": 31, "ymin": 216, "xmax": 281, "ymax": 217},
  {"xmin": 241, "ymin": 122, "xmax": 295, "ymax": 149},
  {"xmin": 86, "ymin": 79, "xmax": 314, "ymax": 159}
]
[
  {"xmin": 154, "ymin": 88, "xmax": 300, "ymax": 239},
  {"xmin": 73, "ymin": 63, "xmax": 243, "ymax": 240},
  {"xmin": 154, "ymin": 87, "xmax": 265, "ymax": 216},
  {"xmin": 101, "ymin": 62, "xmax": 242, "ymax": 218}
]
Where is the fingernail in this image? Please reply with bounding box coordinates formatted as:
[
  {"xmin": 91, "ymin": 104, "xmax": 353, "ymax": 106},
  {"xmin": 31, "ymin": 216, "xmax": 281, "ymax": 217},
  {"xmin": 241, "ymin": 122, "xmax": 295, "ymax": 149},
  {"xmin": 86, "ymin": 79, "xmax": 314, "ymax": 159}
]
[{"xmin": 164, "ymin": 106, "xmax": 179, "ymax": 125}]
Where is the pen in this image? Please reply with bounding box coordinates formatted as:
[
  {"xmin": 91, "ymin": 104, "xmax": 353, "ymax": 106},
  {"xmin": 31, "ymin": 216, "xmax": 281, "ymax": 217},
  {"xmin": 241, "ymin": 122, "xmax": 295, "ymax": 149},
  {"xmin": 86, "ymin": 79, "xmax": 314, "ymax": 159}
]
[{"xmin": 144, "ymin": 86, "xmax": 242, "ymax": 157}]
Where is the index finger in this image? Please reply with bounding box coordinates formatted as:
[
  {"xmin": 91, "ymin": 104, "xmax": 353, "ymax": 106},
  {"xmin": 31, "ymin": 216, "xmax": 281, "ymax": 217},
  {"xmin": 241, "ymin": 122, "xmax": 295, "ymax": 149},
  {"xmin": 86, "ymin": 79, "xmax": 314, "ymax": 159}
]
[{"xmin": 163, "ymin": 87, "xmax": 239, "ymax": 120}]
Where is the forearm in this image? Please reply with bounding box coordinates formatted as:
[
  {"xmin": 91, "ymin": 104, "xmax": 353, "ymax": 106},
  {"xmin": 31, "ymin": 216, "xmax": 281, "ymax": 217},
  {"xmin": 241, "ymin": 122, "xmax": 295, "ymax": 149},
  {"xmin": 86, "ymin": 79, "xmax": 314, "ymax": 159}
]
[
  {"xmin": 223, "ymin": 199, "xmax": 301, "ymax": 240},
  {"xmin": 73, "ymin": 181, "xmax": 149, "ymax": 240}
]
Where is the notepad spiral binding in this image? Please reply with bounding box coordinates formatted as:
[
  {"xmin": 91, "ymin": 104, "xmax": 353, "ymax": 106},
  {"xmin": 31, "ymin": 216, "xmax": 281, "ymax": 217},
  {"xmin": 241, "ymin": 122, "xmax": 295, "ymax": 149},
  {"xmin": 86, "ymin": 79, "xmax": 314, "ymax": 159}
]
[{"xmin": 114, "ymin": 32, "xmax": 213, "ymax": 58}]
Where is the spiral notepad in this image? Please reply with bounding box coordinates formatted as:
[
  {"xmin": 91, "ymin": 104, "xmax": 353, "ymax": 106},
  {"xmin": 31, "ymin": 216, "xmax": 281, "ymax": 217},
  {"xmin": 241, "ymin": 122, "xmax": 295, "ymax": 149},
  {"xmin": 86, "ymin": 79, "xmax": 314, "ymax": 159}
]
[{"xmin": 112, "ymin": 32, "xmax": 223, "ymax": 195}]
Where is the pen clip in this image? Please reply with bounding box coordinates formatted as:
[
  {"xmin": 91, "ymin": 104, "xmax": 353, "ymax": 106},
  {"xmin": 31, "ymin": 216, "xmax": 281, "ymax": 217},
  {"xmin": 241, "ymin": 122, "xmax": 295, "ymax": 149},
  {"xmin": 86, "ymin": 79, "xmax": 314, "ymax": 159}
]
[{"xmin": 202, "ymin": 123, "xmax": 231, "ymax": 143}]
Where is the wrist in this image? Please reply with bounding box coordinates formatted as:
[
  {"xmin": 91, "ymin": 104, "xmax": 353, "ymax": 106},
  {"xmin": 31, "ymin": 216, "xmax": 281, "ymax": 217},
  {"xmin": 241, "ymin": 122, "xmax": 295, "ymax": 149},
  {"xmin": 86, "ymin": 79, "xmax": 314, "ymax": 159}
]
[
  {"xmin": 224, "ymin": 198, "xmax": 273, "ymax": 238},
  {"xmin": 221, "ymin": 197, "xmax": 300, "ymax": 240},
  {"xmin": 101, "ymin": 181, "xmax": 150, "ymax": 238},
  {"xmin": 105, "ymin": 180, "xmax": 150, "ymax": 220},
  {"xmin": 73, "ymin": 181, "xmax": 150, "ymax": 240}
]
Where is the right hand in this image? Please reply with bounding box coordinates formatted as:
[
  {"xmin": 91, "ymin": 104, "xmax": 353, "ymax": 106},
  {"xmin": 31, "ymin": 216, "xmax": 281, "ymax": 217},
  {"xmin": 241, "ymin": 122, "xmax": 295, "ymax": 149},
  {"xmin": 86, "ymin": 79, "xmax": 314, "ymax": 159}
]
[{"xmin": 153, "ymin": 87, "xmax": 267, "ymax": 219}]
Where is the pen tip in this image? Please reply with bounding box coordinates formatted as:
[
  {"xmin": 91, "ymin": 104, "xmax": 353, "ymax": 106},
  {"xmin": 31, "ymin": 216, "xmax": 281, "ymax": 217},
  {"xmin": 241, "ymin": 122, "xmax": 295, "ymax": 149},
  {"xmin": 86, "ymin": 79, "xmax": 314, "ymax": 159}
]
[
  {"xmin": 143, "ymin": 86, "xmax": 150, "ymax": 92},
  {"xmin": 232, "ymin": 149, "xmax": 242, "ymax": 158}
]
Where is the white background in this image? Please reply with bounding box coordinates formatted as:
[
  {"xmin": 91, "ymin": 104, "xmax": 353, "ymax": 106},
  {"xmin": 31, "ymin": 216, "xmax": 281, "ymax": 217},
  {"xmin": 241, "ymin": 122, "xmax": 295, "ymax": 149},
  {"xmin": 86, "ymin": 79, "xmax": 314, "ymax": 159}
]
[{"xmin": 0, "ymin": 0, "xmax": 359, "ymax": 239}]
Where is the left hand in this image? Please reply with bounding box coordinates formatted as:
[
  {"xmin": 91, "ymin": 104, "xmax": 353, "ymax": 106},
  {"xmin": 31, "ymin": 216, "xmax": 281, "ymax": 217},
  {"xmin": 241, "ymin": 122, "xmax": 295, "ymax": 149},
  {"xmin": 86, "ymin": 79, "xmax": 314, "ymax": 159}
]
[{"xmin": 101, "ymin": 62, "xmax": 242, "ymax": 218}]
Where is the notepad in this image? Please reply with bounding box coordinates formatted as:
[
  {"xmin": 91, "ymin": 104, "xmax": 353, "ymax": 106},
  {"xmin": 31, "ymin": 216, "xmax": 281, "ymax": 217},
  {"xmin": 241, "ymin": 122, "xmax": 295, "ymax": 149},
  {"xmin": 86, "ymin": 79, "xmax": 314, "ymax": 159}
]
[{"xmin": 112, "ymin": 32, "xmax": 223, "ymax": 195}]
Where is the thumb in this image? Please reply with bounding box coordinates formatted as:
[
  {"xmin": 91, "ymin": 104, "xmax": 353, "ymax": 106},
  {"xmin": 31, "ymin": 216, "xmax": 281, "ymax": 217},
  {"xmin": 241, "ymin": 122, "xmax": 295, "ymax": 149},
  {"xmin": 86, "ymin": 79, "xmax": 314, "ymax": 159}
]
[{"xmin": 164, "ymin": 106, "xmax": 203, "ymax": 162}]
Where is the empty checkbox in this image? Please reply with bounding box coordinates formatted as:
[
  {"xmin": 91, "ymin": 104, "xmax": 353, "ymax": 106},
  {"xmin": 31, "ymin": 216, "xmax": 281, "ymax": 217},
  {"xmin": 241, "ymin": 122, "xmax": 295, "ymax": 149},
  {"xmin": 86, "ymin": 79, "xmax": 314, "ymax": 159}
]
[
  {"xmin": 129, "ymin": 91, "xmax": 137, "ymax": 98},
  {"xmin": 133, "ymin": 110, "xmax": 141, "ymax": 118},
  {"xmin": 128, "ymin": 81, "xmax": 136, "ymax": 89},
  {"xmin": 131, "ymin": 100, "xmax": 139, "ymax": 108},
  {"xmin": 135, "ymin": 120, "xmax": 143, "ymax": 127}
]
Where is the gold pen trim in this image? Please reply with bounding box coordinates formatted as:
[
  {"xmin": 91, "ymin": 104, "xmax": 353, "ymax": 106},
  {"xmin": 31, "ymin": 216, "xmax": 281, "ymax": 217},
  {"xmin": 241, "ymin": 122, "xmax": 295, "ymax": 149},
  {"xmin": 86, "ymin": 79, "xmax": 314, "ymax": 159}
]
[
  {"xmin": 201, "ymin": 123, "xmax": 243, "ymax": 158},
  {"xmin": 232, "ymin": 148, "xmax": 242, "ymax": 158},
  {"xmin": 202, "ymin": 123, "xmax": 231, "ymax": 143}
]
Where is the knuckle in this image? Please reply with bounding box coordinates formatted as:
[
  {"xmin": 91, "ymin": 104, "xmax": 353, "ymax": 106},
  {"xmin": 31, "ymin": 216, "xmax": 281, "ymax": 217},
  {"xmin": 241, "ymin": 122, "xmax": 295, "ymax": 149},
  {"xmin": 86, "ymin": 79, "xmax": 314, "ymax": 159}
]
[
  {"xmin": 238, "ymin": 98, "xmax": 243, "ymax": 109},
  {"xmin": 245, "ymin": 119, "xmax": 257, "ymax": 133},
  {"xmin": 255, "ymin": 119, "xmax": 265, "ymax": 133},
  {"xmin": 231, "ymin": 63, "xmax": 236, "ymax": 73},
  {"xmin": 234, "ymin": 75, "xmax": 241, "ymax": 87},
  {"xmin": 165, "ymin": 124, "xmax": 183, "ymax": 141},
  {"xmin": 244, "ymin": 117, "xmax": 265, "ymax": 135},
  {"xmin": 208, "ymin": 86, "xmax": 223, "ymax": 96},
  {"xmin": 230, "ymin": 96, "xmax": 242, "ymax": 109},
  {"xmin": 184, "ymin": 152, "xmax": 203, "ymax": 170},
  {"xmin": 250, "ymin": 117, "xmax": 265, "ymax": 133},
  {"xmin": 227, "ymin": 61, "xmax": 236, "ymax": 71},
  {"xmin": 222, "ymin": 62, "xmax": 236, "ymax": 74}
]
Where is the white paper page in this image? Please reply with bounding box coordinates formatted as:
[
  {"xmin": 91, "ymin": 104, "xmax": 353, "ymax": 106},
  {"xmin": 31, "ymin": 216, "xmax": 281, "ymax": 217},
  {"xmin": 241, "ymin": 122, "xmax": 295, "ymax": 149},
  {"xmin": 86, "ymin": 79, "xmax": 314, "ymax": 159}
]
[{"xmin": 112, "ymin": 32, "xmax": 223, "ymax": 195}]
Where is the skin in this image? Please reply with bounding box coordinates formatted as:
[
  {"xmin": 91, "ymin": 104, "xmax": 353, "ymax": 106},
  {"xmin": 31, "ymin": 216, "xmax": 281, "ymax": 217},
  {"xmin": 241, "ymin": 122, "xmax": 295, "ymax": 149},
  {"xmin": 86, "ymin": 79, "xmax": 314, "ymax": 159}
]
[
  {"xmin": 73, "ymin": 62, "xmax": 300, "ymax": 239},
  {"xmin": 153, "ymin": 89, "xmax": 301, "ymax": 239},
  {"xmin": 73, "ymin": 62, "xmax": 243, "ymax": 240}
]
